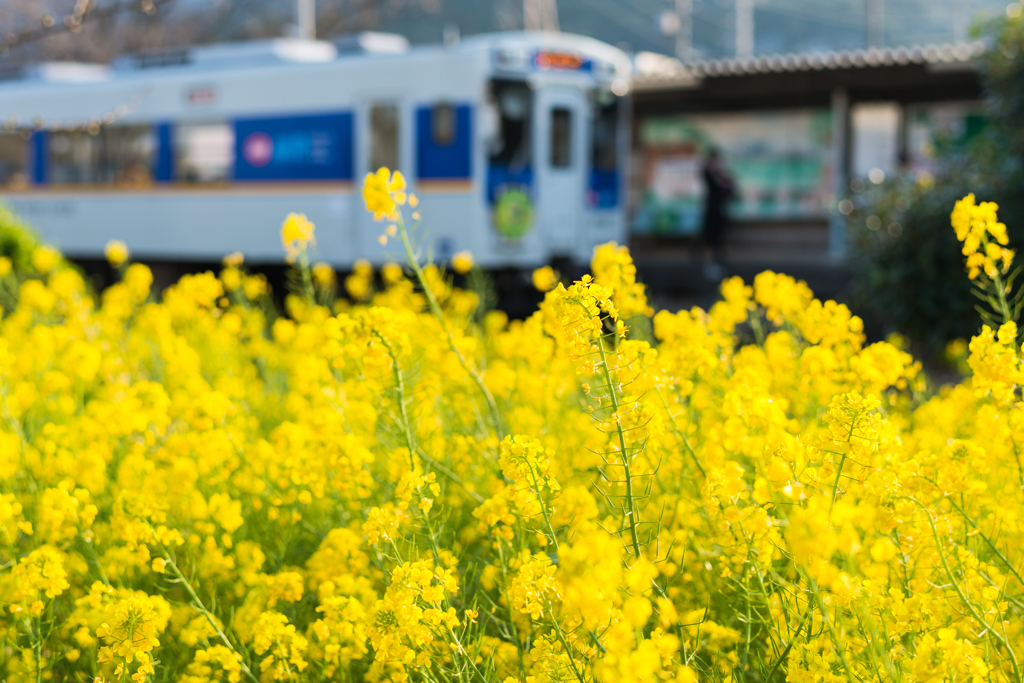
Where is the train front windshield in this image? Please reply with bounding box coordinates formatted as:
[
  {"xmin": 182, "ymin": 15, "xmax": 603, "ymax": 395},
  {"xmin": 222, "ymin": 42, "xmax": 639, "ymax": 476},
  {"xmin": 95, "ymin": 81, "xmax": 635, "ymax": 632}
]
[
  {"xmin": 589, "ymin": 88, "xmax": 621, "ymax": 210},
  {"xmin": 487, "ymin": 81, "xmax": 533, "ymax": 178}
]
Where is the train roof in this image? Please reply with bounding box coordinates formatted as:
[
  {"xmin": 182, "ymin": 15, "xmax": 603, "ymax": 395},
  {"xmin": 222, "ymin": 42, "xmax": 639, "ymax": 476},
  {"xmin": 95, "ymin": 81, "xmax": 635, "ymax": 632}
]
[
  {"xmin": 0, "ymin": 31, "xmax": 630, "ymax": 129},
  {"xmin": 0, "ymin": 31, "xmax": 630, "ymax": 87}
]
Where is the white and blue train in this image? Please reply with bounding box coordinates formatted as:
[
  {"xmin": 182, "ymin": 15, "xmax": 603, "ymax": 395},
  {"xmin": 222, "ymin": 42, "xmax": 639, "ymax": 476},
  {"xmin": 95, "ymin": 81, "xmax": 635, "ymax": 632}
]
[{"xmin": 0, "ymin": 31, "xmax": 631, "ymax": 268}]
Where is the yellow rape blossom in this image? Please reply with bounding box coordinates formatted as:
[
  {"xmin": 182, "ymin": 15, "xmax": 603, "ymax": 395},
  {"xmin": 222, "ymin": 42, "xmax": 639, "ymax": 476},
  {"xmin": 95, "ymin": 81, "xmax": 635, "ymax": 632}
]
[
  {"xmin": 952, "ymin": 193, "xmax": 1015, "ymax": 279},
  {"xmin": 280, "ymin": 213, "xmax": 315, "ymax": 264},
  {"xmin": 252, "ymin": 611, "xmax": 308, "ymax": 680},
  {"xmin": 451, "ymin": 250, "xmax": 474, "ymax": 274},
  {"xmin": 9, "ymin": 545, "xmax": 70, "ymax": 610},
  {"xmin": 96, "ymin": 593, "xmax": 170, "ymax": 683},
  {"xmin": 104, "ymin": 240, "xmax": 129, "ymax": 268},
  {"xmin": 311, "ymin": 262, "xmax": 336, "ymax": 289},
  {"xmin": 31, "ymin": 245, "xmax": 61, "ymax": 274},
  {"xmin": 362, "ymin": 167, "xmax": 405, "ymax": 221},
  {"xmin": 0, "ymin": 191, "xmax": 1022, "ymax": 683},
  {"xmin": 532, "ymin": 265, "xmax": 558, "ymax": 292}
]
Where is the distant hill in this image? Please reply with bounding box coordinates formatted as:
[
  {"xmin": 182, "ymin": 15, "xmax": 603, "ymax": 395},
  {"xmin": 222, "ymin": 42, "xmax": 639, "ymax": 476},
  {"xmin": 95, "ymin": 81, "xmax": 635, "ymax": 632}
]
[
  {"xmin": 378, "ymin": 0, "xmax": 1009, "ymax": 57},
  {"xmin": 1, "ymin": 0, "xmax": 1011, "ymax": 65}
]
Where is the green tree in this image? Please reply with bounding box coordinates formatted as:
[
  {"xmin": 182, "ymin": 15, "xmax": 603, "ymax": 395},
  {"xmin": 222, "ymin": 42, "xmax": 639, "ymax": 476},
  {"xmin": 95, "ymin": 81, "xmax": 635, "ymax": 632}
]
[{"xmin": 848, "ymin": 11, "xmax": 1024, "ymax": 353}]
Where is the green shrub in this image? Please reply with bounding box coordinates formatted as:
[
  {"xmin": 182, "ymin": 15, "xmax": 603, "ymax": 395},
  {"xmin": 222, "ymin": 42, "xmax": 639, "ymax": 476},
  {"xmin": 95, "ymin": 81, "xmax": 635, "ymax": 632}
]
[
  {"xmin": 848, "ymin": 12, "xmax": 1024, "ymax": 353},
  {"xmin": 0, "ymin": 204, "xmax": 41, "ymax": 273}
]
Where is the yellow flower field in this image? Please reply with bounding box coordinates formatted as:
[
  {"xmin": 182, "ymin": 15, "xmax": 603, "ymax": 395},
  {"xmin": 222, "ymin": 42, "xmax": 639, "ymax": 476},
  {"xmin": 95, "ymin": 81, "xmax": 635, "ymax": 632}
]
[{"xmin": 0, "ymin": 176, "xmax": 1021, "ymax": 683}]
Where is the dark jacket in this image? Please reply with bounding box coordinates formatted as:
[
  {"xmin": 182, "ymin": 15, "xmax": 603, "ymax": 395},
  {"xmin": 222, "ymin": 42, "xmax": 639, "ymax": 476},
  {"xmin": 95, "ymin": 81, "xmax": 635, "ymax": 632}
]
[{"xmin": 702, "ymin": 161, "xmax": 734, "ymax": 246}]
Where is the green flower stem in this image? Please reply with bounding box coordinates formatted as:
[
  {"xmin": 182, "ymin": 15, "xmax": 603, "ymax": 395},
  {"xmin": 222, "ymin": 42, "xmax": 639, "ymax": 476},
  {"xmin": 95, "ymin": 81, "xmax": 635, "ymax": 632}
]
[
  {"xmin": 160, "ymin": 547, "xmax": 261, "ymax": 683},
  {"xmin": 395, "ymin": 213, "xmax": 504, "ymax": 440},
  {"xmin": 298, "ymin": 244, "xmax": 316, "ymax": 307},
  {"xmin": 905, "ymin": 496, "xmax": 1022, "ymax": 682},
  {"xmin": 597, "ymin": 336, "xmax": 643, "ymax": 559},
  {"xmin": 376, "ymin": 333, "xmax": 417, "ymax": 471}
]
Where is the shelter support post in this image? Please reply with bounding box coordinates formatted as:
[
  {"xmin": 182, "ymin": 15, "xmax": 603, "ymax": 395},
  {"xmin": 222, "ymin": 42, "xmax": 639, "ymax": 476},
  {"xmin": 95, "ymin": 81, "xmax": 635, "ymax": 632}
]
[{"xmin": 830, "ymin": 87, "xmax": 850, "ymax": 261}]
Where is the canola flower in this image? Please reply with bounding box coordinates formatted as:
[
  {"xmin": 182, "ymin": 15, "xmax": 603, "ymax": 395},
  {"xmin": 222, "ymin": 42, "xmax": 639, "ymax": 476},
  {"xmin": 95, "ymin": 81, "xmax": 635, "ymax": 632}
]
[
  {"xmin": 105, "ymin": 240, "xmax": 130, "ymax": 268},
  {"xmin": 532, "ymin": 265, "xmax": 558, "ymax": 293},
  {"xmin": 0, "ymin": 189, "xmax": 1021, "ymax": 683},
  {"xmin": 281, "ymin": 213, "xmax": 316, "ymax": 264},
  {"xmin": 952, "ymin": 193, "xmax": 1014, "ymax": 280},
  {"xmin": 952, "ymin": 194, "xmax": 1024, "ymax": 338},
  {"xmin": 451, "ymin": 251, "xmax": 474, "ymax": 275},
  {"xmin": 363, "ymin": 168, "xmax": 406, "ymax": 222}
]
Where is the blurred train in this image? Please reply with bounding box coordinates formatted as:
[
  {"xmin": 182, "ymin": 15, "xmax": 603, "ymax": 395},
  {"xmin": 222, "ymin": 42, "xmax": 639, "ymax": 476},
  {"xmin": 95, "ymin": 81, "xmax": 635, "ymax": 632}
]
[{"xmin": 0, "ymin": 31, "xmax": 631, "ymax": 268}]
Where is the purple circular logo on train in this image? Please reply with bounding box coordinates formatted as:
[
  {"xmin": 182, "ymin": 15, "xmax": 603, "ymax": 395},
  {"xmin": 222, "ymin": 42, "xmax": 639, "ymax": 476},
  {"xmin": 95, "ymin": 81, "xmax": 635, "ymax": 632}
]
[{"xmin": 242, "ymin": 132, "xmax": 274, "ymax": 168}]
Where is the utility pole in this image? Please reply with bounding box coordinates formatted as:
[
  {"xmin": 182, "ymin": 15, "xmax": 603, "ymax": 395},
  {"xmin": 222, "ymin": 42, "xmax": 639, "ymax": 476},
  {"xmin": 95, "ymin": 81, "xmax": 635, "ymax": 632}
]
[
  {"xmin": 951, "ymin": 0, "xmax": 968, "ymax": 43},
  {"xmin": 736, "ymin": 0, "xmax": 754, "ymax": 58},
  {"xmin": 296, "ymin": 0, "xmax": 315, "ymax": 39},
  {"xmin": 676, "ymin": 0, "xmax": 693, "ymax": 62},
  {"xmin": 866, "ymin": 0, "xmax": 884, "ymax": 47},
  {"xmin": 524, "ymin": 0, "xmax": 559, "ymax": 31}
]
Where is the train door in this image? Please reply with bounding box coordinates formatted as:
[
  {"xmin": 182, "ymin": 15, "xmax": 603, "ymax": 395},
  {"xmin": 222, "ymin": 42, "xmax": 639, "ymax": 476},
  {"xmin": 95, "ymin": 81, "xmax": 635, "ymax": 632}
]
[
  {"xmin": 585, "ymin": 89, "xmax": 627, "ymax": 249},
  {"xmin": 535, "ymin": 86, "xmax": 586, "ymax": 257},
  {"xmin": 355, "ymin": 99, "xmax": 403, "ymax": 262}
]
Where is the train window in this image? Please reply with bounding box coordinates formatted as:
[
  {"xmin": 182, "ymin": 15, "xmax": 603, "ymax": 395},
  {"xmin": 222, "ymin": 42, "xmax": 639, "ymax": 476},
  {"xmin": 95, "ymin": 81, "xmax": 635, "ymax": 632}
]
[
  {"xmin": 102, "ymin": 127, "xmax": 155, "ymax": 185},
  {"xmin": 487, "ymin": 80, "xmax": 532, "ymax": 169},
  {"xmin": 49, "ymin": 132, "xmax": 100, "ymax": 184},
  {"xmin": 550, "ymin": 107, "xmax": 573, "ymax": 168},
  {"xmin": 49, "ymin": 126, "xmax": 154, "ymax": 186},
  {"xmin": 0, "ymin": 133, "xmax": 28, "ymax": 188},
  {"xmin": 431, "ymin": 104, "xmax": 456, "ymax": 147},
  {"xmin": 176, "ymin": 123, "xmax": 234, "ymax": 183},
  {"xmin": 370, "ymin": 104, "xmax": 399, "ymax": 172},
  {"xmin": 591, "ymin": 90, "xmax": 618, "ymax": 172}
]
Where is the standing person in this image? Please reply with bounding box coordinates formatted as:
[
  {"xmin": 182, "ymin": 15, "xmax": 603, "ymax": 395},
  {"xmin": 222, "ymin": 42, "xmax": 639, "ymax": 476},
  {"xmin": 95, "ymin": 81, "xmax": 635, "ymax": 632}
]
[{"xmin": 702, "ymin": 147, "xmax": 735, "ymax": 280}]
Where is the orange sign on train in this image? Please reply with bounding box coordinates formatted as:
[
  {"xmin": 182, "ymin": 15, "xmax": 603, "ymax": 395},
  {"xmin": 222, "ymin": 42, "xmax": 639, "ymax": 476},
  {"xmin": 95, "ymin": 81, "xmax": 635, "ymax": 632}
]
[{"xmin": 535, "ymin": 50, "xmax": 584, "ymax": 71}]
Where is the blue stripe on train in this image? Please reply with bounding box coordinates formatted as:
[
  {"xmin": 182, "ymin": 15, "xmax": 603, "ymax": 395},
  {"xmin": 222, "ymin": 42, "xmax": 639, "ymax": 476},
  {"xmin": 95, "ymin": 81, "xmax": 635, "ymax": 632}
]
[
  {"xmin": 30, "ymin": 130, "xmax": 48, "ymax": 185},
  {"xmin": 588, "ymin": 168, "xmax": 619, "ymax": 209},
  {"xmin": 155, "ymin": 123, "xmax": 174, "ymax": 183},
  {"xmin": 234, "ymin": 112, "xmax": 353, "ymax": 182},
  {"xmin": 416, "ymin": 105, "xmax": 472, "ymax": 180}
]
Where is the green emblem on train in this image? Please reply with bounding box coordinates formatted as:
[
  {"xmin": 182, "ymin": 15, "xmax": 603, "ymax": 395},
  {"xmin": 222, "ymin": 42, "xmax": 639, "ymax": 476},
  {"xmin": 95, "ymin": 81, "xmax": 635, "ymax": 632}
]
[{"xmin": 493, "ymin": 188, "xmax": 533, "ymax": 240}]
